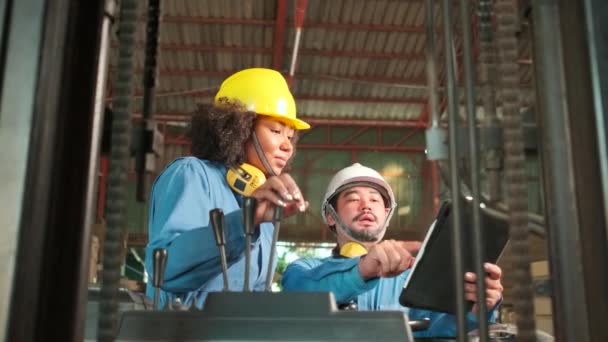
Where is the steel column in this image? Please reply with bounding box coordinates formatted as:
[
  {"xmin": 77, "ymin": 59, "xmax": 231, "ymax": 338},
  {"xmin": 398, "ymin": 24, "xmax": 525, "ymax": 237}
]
[{"xmin": 532, "ymin": 0, "xmax": 608, "ymax": 341}]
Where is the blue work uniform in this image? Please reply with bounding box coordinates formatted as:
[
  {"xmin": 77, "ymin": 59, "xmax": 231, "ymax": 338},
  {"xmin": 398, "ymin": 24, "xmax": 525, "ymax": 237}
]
[
  {"xmin": 281, "ymin": 256, "xmax": 499, "ymax": 338},
  {"xmin": 145, "ymin": 157, "xmax": 276, "ymax": 308}
]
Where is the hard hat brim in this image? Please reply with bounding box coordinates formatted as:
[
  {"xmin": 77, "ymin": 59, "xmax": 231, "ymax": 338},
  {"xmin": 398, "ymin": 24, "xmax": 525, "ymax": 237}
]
[
  {"xmin": 258, "ymin": 112, "xmax": 311, "ymax": 130},
  {"xmin": 331, "ymin": 180, "xmax": 392, "ymax": 208}
]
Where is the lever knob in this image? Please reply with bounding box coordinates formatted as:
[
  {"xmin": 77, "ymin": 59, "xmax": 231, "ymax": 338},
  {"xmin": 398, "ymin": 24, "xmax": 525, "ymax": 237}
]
[
  {"xmin": 210, "ymin": 208, "xmax": 225, "ymax": 246},
  {"xmin": 243, "ymin": 197, "xmax": 257, "ymax": 235},
  {"xmin": 152, "ymin": 248, "xmax": 168, "ymax": 289}
]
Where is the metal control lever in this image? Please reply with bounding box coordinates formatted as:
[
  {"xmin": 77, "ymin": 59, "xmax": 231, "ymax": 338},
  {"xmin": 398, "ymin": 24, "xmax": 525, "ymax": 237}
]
[
  {"xmin": 408, "ymin": 318, "xmax": 431, "ymax": 332},
  {"xmin": 242, "ymin": 197, "xmax": 257, "ymax": 291},
  {"xmin": 210, "ymin": 208, "xmax": 230, "ymax": 291},
  {"xmin": 152, "ymin": 248, "xmax": 168, "ymax": 310},
  {"xmin": 265, "ymin": 206, "xmax": 284, "ymax": 291}
]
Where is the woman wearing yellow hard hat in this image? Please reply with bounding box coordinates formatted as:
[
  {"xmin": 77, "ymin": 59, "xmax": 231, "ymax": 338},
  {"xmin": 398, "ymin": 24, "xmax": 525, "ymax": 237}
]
[{"xmin": 144, "ymin": 68, "xmax": 310, "ymax": 308}]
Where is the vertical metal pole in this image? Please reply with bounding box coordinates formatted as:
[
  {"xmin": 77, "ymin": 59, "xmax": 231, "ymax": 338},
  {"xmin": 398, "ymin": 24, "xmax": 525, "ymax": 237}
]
[
  {"xmin": 288, "ymin": 0, "xmax": 307, "ymax": 86},
  {"xmin": 424, "ymin": 0, "xmax": 446, "ymax": 217},
  {"xmin": 584, "ymin": 0, "xmax": 608, "ymax": 240},
  {"xmin": 531, "ymin": 2, "xmax": 588, "ymax": 338},
  {"xmin": 459, "ymin": 0, "xmax": 489, "ymax": 340},
  {"xmin": 81, "ymin": 0, "xmax": 115, "ymax": 337},
  {"xmin": 7, "ymin": 0, "xmax": 104, "ymax": 340},
  {"xmin": 533, "ymin": 0, "xmax": 608, "ymax": 340},
  {"xmin": 425, "ymin": 0, "xmax": 439, "ymax": 129},
  {"xmin": 442, "ymin": 0, "xmax": 467, "ymax": 340}
]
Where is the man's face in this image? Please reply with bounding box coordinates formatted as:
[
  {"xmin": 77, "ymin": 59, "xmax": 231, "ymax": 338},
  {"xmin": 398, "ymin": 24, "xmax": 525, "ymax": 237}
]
[{"xmin": 328, "ymin": 185, "xmax": 390, "ymax": 242}]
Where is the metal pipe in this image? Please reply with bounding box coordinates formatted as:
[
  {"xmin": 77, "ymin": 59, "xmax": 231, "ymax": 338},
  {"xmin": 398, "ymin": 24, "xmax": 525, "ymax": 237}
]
[
  {"xmin": 266, "ymin": 207, "xmax": 284, "ymax": 291},
  {"xmin": 152, "ymin": 248, "xmax": 168, "ymax": 310},
  {"xmin": 86, "ymin": 0, "xmax": 115, "ymax": 238},
  {"xmin": 82, "ymin": 0, "xmax": 114, "ymax": 335},
  {"xmin": 424, "ymin": 0, "xmax": 440, "ymax": 128},
  {"xmin": 242, "ymin": 197, "xmax": 257, "ymax": 291},
  {"xmin": 272, "ymin": 0, "xmax": 288, "ymax": 70},
  {"xmin": 442, "ymin": 0, "xmax": 467, "ymax": 340},
  {"xmin": 459, "ymin": 0, "xmax": 488, "ymax": 339},
  {"xmin": 288, "ymin": 0, "xmax": 307, "ymax": 82},
  {"xmin": 584, "ymin": 0, "xmax": 608, "ymax": 240},
  {"xmin": 210, "ymin": 209, "xmax": 230, "ymax": 291},
  {"xmin": 531, "ymin": 1, "xmax": 600, "ymax": 340}
]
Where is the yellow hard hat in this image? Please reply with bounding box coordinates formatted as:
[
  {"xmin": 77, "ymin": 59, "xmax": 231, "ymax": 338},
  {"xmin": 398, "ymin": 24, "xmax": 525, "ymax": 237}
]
[{"xmin": 214, "ymin": 68, "xmax": 310, "ymax": 130}]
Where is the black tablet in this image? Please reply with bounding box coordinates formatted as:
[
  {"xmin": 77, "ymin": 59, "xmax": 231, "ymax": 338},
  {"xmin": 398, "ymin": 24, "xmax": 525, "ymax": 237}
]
[{"xmin": 399, "ymin": 200, "xmax": 510, "ymax": 314}]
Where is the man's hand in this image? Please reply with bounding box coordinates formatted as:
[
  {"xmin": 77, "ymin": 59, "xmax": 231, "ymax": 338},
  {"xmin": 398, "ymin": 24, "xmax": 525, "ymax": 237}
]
[
  {"xmin": 464, "ymin": 263, "xmax": 503, "ymax": 314},
  {"xmin": 358, "ymin": 240, "xmax": 422, "ymax": 280}
]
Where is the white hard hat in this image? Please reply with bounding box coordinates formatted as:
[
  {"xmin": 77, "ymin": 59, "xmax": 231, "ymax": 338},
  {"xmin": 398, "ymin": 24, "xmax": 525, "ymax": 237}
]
[{"xmin": 321, "ymin": 163, "xmax": 397, "ymax": 225}]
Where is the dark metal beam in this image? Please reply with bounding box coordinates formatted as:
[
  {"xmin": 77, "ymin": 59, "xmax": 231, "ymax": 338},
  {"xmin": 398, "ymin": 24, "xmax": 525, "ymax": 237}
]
[
  {"xmin": 133, "ymin": 113, "xmax": 429, "ymax": 128},
  {"xmin": 159, "ymin": 16, "xmax": 275, "ymax": 26},
  {"xmin": 296, "ymin": 143, "xmax": 425, "ymax": 152},
  {"xmin": 158, "ymin": 15, "xmax": 425, "ymax": 32},
  {"xmin": 129, "ymin": 90, "xmax": 427, "ymax": 105},
  {"xmin": 146, "ymin": 68, "xmax": 429, "ymax": 86},
  {"xmin": 119, "ymin": 42, "xmax": 534, "ymax": 63},
  {"xmin": 7, "ymin": 0, "xmax": 105, "ymax": 340},
  {"xmin": 297, "ymin": 95, "xmax": 426, "ymax": 105},
  {"xmin": 532, "ymin": 0, "xmax": 608, "ymax": 341},
  {"xmin": 272, "ymin": 0, "xmax": 287, "ymax": 70}
]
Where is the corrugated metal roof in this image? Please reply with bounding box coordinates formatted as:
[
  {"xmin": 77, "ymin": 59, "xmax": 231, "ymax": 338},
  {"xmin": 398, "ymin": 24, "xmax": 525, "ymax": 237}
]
[{"xmin": 107, "ymin": 0, "xmax": 534, "ymax": 123}]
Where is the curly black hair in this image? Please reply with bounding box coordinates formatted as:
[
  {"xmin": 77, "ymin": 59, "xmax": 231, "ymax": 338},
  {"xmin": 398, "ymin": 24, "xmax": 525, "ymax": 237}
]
[
  {"xmin": 190, "ymin": 103, "xmax": 256, "ymax": 168},
  {"xmin": 190, "ymin": 102, "xmax": 300, "ymax": 169}
]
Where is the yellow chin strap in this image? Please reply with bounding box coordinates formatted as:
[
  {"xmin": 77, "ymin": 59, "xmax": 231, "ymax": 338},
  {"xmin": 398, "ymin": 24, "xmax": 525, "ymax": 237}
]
[{"xmin": 339, "ymin": 242, "xmax": 368, "ymax": 258}]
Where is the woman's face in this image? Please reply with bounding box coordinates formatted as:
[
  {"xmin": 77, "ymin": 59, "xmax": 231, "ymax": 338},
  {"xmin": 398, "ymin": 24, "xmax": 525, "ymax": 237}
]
[{"xmin": 245, "ymin": 116, "xmax": 296, "ymax": 175}]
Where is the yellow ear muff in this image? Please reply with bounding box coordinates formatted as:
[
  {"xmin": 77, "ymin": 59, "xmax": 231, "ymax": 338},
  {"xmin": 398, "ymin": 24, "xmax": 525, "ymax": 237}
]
[
  {"xmin": 339, "ymin": 242, "xmax": 368, "ymax": 258},
  {"xmin": 226, "ymin": 163, "xmax": 267, "ymax": 197}
]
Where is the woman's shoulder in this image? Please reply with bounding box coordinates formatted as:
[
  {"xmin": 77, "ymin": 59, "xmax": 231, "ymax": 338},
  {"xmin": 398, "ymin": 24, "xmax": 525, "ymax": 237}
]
[
  {"xmin": 152, "ymin": 158, "xmax": 227, "ymax": 190},
  {"xmin": 163, "ymin": 157, "xmax": 226, "ymax": 174}
]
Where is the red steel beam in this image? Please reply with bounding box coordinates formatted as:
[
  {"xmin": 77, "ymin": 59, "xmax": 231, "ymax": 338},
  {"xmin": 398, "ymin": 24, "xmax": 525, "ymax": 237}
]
[
  {"xmin": 139, "ymin": 68, "xmax": 428, "ymax": 86},
  {"xmin": 272, "ymin": 0, "xmax": 288, "ymax": 70},
  {"xmin": 118, "ymin": 42, "xmax": 532, "ymax": 64},
  {"xmin": 392, "ymin": 127, "xmax": 424, "ymax": 146},
  {"xmin": 159, "ymin": 16, "xmax": 275, "ymax": 26},
  {"xmin": 157, "ymin": 44, "xmax": 269, "ymax": 54},
  {"xmin": 148, "ymin": 42, "xmax": 427, "ymax": 60},
  {"xmin": 302, "ymin": 117, "xmax": 427, "ymax": 128},
  {"xmin": 339, "ymin": 127, "xmax": 370, "ymax": 145},
  {"xmin": 285, "ymin": 95, "xmax": 426, "ymax": 105},
  {"xmin": 287, "ymin": 0, "xmax": 308, "ymax": 87},
  {"xmin": 159, "ymin": 15, "xmax": 424, "ymax": 33},
  {"xmin": 133, "ymin": 113, "xmax": 428, "ymax": 128},
  {"xmin": 296, "ymin": 143, "xmax": 425, "ymax": 152},
  {"xmin": 173, "ymin": 91, "xmax": 426, "ymax": 105},
  {"xmin": 300, "ymin": 48, "xmax": 425, "ymax": 60},
  {"xmin": 300, "ymin": 21, "xmax": 423, "ymax": 33},
  {"xmin": 117, "ymin": 66, "xmax": 529, "ymax": 88}
]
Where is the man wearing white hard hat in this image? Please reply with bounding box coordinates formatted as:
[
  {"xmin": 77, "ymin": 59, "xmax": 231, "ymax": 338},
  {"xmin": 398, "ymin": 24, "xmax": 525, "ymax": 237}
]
[{"xmin": 281, "ymin": 163, "xmax": 504, "ymax": 338}]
